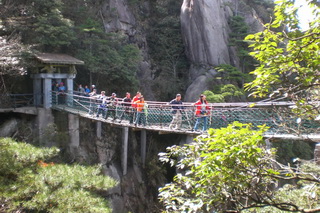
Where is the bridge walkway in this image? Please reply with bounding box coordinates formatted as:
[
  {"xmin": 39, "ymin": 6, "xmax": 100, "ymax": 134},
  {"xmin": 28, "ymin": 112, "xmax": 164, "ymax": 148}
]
[{"xmin": 51, "ymin": 92, "xmax": 320, "ymax": 139}]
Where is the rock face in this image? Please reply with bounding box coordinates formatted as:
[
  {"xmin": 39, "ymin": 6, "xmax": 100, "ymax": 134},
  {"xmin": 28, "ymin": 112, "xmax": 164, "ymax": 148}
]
[
  {"xmin": 181, "ymin": 0, "xmax": 231, "ymax": 66},
  {"xmin": 0, "ymin": 118, "xmax": 18, "ymax": 137},
  {"xmin": 98, "ymin": 0, "xmax": 266, "ymax": 101},
  {"xmin": 64, "ymin": 117, "xmax": 188, "ymax": 213},
  {"xmin": 181, "ymin": 0, "xmax": 265, "ymax": 101},
  {"xmin": 101, "ymin": 0, "xmax": 136, "ymax": 35}
]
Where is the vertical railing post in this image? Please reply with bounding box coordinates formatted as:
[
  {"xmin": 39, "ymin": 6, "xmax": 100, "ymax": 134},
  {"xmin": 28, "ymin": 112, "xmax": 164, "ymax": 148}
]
[{"xmin": 160, "ymin": 105, "xmax": 163, "ymax": 128}]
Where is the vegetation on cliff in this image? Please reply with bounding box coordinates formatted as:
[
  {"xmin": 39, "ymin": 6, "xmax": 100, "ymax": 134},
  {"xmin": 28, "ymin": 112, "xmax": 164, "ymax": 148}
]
[
  {"xmin": 0, "ymin": 137, "xmax": 117, "ymax": 212},
  {"xmin": 159, "ymin": 0, "xmax": 320, "ymax": 212},
  {"xmin": 0, "ymin": 0, "xmax": 141, "ymax": 94},
  {"xmin": 245, "ymin": 0, "xmax": 320, "ymax": 118}
]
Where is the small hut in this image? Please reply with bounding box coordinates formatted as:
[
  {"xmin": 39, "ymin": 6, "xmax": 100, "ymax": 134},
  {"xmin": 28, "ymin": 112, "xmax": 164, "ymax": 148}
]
[{"xmin": 31, "ymin": 53, "xmax": 84, "ymax": 108}]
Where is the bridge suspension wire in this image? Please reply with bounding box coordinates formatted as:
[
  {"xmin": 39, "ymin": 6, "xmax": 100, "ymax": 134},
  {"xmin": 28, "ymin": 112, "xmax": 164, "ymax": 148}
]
[{"xmin": 49, "ymin": 91, "xmax": 320, "ymax": 138}]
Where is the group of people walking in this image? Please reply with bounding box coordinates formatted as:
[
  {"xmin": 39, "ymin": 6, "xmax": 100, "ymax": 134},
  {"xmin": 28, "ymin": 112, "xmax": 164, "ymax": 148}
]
[
  {"xmin": 168, "ymin": 93, "xmax": 211, "ymax": 132},
  {"xmin": 85, "ymin": 89, "xmax": 147, "ymax": 127},
  {"xmin": 76, "ymin": 84, "xmax": 211, "ymax": 132}
]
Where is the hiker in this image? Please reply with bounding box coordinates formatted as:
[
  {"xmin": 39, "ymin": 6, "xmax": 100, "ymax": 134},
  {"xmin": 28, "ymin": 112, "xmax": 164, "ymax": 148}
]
[
  {"xmin": 106, "ymin": 93, "xmax": 118, "ymax": 120},
  {"xmin": 169, "ymin": 94, "xmax": 185, "ymax": 130},
  {"xmin": 96, "ymin": 91, "xmax": 107, "ymax": 119},
  {"xmin": 193, "ymin": 94, "xmax": 211, "ymax": 132},
  {"xmin": 119, "ymin": 92, "xmax": 133, "ymax": 123},
  {"xmin": 134, "ymin": 96, "xmax": 147, "ymax": 126},
  {"xmin": 88, "ymin": 89, "xmax": 97, "ymax": 115}
]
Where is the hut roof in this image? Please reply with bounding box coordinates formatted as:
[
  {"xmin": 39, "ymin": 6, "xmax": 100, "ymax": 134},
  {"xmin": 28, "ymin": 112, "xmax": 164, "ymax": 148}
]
[{"xmin": 35, "ymin": 53, "xmax": 84, "ymax": 65}]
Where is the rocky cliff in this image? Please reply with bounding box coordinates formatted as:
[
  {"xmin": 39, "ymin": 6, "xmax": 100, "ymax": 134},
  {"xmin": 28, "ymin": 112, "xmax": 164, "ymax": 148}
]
[
  {"xmin": 181, "ymin": 0, "xmax": 265, "ymax": 101},
  {"xmin": 0, "ymin": 112, "xmax": 188, "ymax": 212},
  {"xmin": 99, "ymin": 0, "xmax": 269, "ymax": 101}
]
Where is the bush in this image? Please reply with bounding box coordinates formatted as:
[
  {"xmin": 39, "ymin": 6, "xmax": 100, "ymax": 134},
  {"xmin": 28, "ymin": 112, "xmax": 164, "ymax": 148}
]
[{"xmin": 0, "ymin": 138, "xmax": 117, "ymax": 213}]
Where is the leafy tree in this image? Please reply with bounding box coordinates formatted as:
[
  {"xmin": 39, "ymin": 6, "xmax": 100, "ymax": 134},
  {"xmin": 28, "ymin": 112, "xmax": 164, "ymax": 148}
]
[
  {"xmin": 216, "ymin": 64, "xmax": 249, "ymax": 84},
  {"xmin": 202, "ymin": 90, "xmax": 224, "ymax": 103},
  {"xmin": 203, "ymin": 84, "xmax": 244, "ymax": 103},
  {"xmin": 0, "ymin": 137, "xmax": 117, "ymax": 213},
  {"xmin": 245, "ymin": 0, "xmax": 320, "ymax": 119},
  {"xmin": 159, "ymin": 122, "xmax": 320, "ymax": 212},
  {"xmin": 220, "ymin": 84, "xmax": 244, "ymax": 101},
  {"xmin": 228, "ymin": 16, "xmax": 256, "ymax": 85},
  {"xmin": 158, "ymin": 1, "xmax": 320, "ymax": 212},
  {"xmin": 147, "ymin": 0, "xmax": 189, "ymax": 98},
  {"xmin": 76, "ymin": 31, "xmax": 141, "ymax": 93},
  {"xmin": 14, "ymin": 0, "xmax": 76, "ymax": 52}
]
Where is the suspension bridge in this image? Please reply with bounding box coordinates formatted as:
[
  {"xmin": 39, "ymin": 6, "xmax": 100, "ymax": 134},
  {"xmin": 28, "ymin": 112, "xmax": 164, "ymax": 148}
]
[
  {"xmin": 3, "ymin": 91, "xmax": 320, "ymax": 174},
  {"xmin": 48, "ymin": 91, "xmax": 320, "ymax": 139},
  {"xmin": 2, "ymin": 92, "xmax": 320, "ymax": 139}
]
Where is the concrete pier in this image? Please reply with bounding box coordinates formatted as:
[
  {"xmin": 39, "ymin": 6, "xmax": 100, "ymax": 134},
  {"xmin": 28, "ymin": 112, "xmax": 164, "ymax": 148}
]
[
  {"xmin": 141, "ymin": 130, "xmax": 146, "ymax": 167},
  {"xmin": 96, "ymin": 121, "xmax": 102, "ymax": 139},
  {"xmin": 122, "ymin": 127, "xmax": 129, "ymax": 175},
  {"xmin": 68, "ymin": 113, "xmax": 80, "ymax": 150},
  {"xmin": 36, "ymin": 108, "xmax": 54, "ymax": 143}
]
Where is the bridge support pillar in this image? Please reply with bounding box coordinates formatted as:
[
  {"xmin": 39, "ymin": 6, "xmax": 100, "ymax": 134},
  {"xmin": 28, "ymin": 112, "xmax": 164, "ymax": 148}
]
[
  {"xmin": 141, "ymin": 130, "xmax": 146, "ymax": 167},
  {"xmin": 122, "ymin": 127, "xmax": 129, "ymax": 175},
  {"xmin": 33, "ymin": 78, "xmax": 42, "ymax": 106},
  {"xmin": 66, "ymin": 78, "xmax": 74, "ymax": 106},
  {"xmin": 31, "ymin": 73, "xmax": 75, "ymax": 108},
  {"xmin": 68, "ymin": 114, "xmax": 79, "ymax": 152},
  {"xmin": 36, "ymin": 108, "xmax": 54, "ymax": 144},
  {"xmin": 96, "ymin": 121, "xmax": 102, "ymax": 139},
  {"xmin": 314, "ymin": 144, "xmax": 320, "ymax": 165},
  {"xmin": 43, "ymin": 78, "xmax": 52, "ymax": 108}
]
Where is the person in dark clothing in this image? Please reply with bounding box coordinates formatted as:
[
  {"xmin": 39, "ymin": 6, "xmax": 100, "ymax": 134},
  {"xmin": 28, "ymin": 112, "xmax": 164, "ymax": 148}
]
[
  {"xmin": 78, "ymin": 84, "xmax": 85, "ymax": 96},
  {"xmin": 58, "ymin": 82, "xmax": 66, "ymax": 104},
  {"xmin": 169, "ymin": 94, "xmax": 185, "ymax": 130},
  {"xmin": 96, "ymin": 91, "xmax": 107, "ymax": 118},
  {"xmin": 119, "ymin": 92, "xmax": 133, "ymax": 123},
  {"xmin": 106, "ymin": 93, "xmax": 118, "ymax": 120}
]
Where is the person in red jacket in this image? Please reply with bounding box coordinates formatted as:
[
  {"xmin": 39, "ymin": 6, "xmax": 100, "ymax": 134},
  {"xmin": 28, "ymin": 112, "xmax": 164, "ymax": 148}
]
[
  {"xmin": 193, "ymin": 94, "xmax": 211, "ymax": 132},
  {"xmin": 131, "ymin": 92, "xmax": 141, "ymax": 122}
]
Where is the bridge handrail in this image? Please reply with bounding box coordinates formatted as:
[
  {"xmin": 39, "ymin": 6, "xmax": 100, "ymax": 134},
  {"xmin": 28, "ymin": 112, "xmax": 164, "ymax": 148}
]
[
  {"xmin": 50, "ymin": 91, "xmax": 320, "ymax": 134},
  {"xmin": 0, "ymin": 93, "xmax": 41, "ymax": 108},
  {"xmin": 54, "ymin": 91, "xmax": 297, "ymax": 108}
]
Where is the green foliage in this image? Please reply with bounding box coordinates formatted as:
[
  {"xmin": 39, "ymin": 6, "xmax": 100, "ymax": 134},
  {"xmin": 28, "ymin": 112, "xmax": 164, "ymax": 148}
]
[
  {"xmin": 202, "ymin": 90, "xmax": 224, "ymax": 103},
  {"xmin": 19, "ymin": 0, "xmax": 76, "ymax": 51},
  {"xmin": 159, "ymin": 122, "xmax": 275, "ymax": 212},
  {"xmin": 76, "ymin": 33, "xmax": 141, "ymax": 92},
  {"xmin": 243, "ymin": 162, "xmax": 320, "ymax": 213},
  {"xmin": 245, "ymin": 0, "xmax": 320, "ymax": 118},
  {"xmin": 203, "ymin": 84, "xmax": 244, "ymax": 103},
  {"xmin": 228, "ymin": 16, "xmax": 256, "ymax": 76},
  {"xmin": 216, "ymin": 64, "xmax": 251, "ymax": 84},
  {"xmin": 158, "ymin": 123, "xmax": 320, "ymax": 212},
  {"xmin": 147, "ymin": 0, "xmax": 189, "ymax": 98},
  {"xmin": 0, "ymin": 138, "xmax": 117, "ymax": 213}
]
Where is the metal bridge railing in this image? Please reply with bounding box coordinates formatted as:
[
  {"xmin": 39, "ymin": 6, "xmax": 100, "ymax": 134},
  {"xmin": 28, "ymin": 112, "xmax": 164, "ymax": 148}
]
[
  {"xmin": 0, "ymin": 94, "xmax": 42, "ymax": 108},
  {"xmin": 51, "ymin": 91, "xmax": 320, "ymax": 134}
]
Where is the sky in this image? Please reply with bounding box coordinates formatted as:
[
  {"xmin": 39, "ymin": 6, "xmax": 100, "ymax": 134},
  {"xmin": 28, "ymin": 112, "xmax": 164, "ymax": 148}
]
[{"xmin": 294, "ymin": 0, "xmax": 317, "ymax": 30}]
